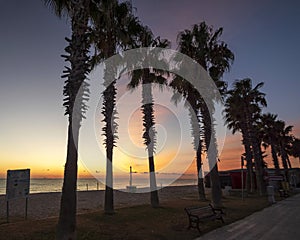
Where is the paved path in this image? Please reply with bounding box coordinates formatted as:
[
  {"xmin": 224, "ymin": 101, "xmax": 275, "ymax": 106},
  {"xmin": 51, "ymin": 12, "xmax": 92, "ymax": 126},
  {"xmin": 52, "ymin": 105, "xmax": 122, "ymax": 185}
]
[{"xmin": 196, "ymin": 193, "xmax": 300, "ymax": 240}]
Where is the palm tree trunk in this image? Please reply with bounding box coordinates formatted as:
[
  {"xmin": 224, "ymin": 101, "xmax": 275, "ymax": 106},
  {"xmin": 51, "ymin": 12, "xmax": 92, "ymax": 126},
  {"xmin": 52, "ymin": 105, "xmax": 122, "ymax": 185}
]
[
  {"xmin": 245, "ymin": 110, "xmax": 266, "ymax": 195},
  {"xmin": 187, "ymin": 96, "xmax": 206, "ymax": 200},
  {"xmin": 271, "ymin": 144, "xmax": 280, "ymax": 175},
  {"xmin": 148, "ymin": 147, "xmax": 159, "ymax": 208},
  {"xmin": 104, "ymin": 140, "xmax": 114, "ymax": 214},
  {"xmin": 280, "ymin": 146, "xmax": 290, "ymax": 181},
  {"xmin": 287, "ymin": 156, "xmax": 292, "ymax": 169},
  {"xmin": 103, "ymin": 78, "xmax": 117, "ymax": 214},
  {"xmin": 101, "ymin": 15, "xmax": 119, "ymax": 213},
  {"xmin": 246, "ymin": 157, "xmax": 255, "ymax": 194},
  {"xmin": 201, "ymin": 102, "xmax": 222, "ymax": 207},
  {"xmin": 251, "ymin": 135, "xmax": 266, "ymax": 195},
  {"xmin": 242, "ymin": 136, "xmax": 254, "ymax": 193},
  {"xmin": 210, "ymin": 164, "xmax": 222, "ymax": 207},
  {"xmin": 142, "ymin": 81, "xmax": 159, "ymax": 208},
  {"xmin": 57, "ymin": 121, "xmax": 79, "ymax": 240},
  {"xmin": 196, "ymin": 143, "xmax": 206, "ymax": 201}
]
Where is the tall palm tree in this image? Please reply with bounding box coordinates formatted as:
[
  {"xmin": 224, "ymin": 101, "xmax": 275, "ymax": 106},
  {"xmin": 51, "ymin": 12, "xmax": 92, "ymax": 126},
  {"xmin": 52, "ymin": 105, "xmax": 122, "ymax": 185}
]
[
  {"xmin": 224, "ymin": 92, "xmax": 255, "ymax": 193},
  {"xmin": 90, "ymin": 0, "xmax": 141, "ymax": 214},
  {"xmin": 170, "ymin": 77, "xmax": 206, "ymax": 200},
  {"xmin": 224, "ymin": 79, "xmax": 267, "ymax": 195},
  {"xmin": 174, "ymin": 22, "xmax": 234, "ymax": 207},
  {"xmin": 43, "ymin": 0, "xmax": 91, "ymax": 238},
  {"xmin": 128, "ymin": 27, "xmax": 170, "ymax": 207},
  {"xmin": 259, "ymin": 113, "xmax": 281, "ymax": 175}
]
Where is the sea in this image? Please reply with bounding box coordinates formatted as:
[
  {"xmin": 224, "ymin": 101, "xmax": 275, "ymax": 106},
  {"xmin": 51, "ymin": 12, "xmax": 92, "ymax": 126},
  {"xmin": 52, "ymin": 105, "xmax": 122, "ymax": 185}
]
[{"xmin": 0, "ymin": 177, "xmax": 197, "ymax": 195}]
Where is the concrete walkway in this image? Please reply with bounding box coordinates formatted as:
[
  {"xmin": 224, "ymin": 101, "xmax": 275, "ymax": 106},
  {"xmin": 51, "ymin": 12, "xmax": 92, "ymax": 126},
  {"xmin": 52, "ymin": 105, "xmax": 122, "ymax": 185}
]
[{"xmin": 196, "ymin": 193, "xmax": 300, "ymax": 240}]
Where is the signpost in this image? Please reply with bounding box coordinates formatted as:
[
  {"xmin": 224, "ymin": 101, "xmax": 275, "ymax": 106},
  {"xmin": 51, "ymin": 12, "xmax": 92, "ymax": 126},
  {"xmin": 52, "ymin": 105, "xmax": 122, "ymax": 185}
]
[
  {"xmin": 241, "ymin": 156, "xmax": 244, "ymax": 201},
  {"xmin": 6, "ymin": 169, "xmax": 30, "ymax": 222},
  {"xmin": 126, "ymin": 166, "xmax": 137, "ymax": 192}
]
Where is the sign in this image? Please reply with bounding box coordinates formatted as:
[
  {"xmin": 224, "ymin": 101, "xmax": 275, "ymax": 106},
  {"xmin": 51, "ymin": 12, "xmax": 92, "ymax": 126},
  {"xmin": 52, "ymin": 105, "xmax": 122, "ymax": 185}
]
[
  {"xmin": 268, "ymin": 175, "xmax": 284, "ymax": 181},
  {"xmin": 6, "ymin": 169, "xmax": 30, "ymax": 200}
]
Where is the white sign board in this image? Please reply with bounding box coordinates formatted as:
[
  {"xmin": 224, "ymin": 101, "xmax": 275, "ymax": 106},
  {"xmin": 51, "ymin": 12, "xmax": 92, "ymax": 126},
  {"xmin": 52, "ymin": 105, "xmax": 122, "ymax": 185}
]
[{"xmin": 6, "ymin": 169, "xmax": 30, "ymax": 200}]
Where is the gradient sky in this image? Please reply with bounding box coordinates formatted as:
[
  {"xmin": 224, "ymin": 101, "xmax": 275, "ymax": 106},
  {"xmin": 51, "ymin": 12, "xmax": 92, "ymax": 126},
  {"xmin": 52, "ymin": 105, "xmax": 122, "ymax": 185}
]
[{"xmin": 0, "ymin": 0, "xmax": 299, "ymax": 178}]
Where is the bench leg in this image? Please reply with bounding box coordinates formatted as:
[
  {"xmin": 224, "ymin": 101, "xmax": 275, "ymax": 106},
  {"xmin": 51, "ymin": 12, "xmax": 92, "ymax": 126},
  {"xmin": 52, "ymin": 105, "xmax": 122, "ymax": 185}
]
[
  {"xmin": 187, "ymin": 219, "xmax": 193, "ymax": 230},
  {"xmin": 196, "ymin": 222, "xmax": 201, "ymax": 233},
  {"xmin": 187, "ymin": 220, "xmax": 201, "ymax": 232}
]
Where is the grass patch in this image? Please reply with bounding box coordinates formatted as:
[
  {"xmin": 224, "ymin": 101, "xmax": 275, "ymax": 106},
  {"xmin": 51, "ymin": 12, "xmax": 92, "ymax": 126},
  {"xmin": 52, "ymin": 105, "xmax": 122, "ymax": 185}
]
[{"xmin": 0, "ymin": 192, "xmax": 279, "ymax": 240}]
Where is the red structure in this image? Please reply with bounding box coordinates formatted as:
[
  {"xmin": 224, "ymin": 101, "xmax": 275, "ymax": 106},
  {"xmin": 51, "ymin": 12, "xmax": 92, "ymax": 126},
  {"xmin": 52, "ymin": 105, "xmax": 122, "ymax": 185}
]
[
  {"xmin": 229, "ymin": 171, "xmax": 247, "ymax": 189},
  {"xmin": 205, "ymin": 169, "xmax": 252, "ymax": 189},
  {"xmin": 205, "ymin": 168, "xmax": 300, "ymax": 189}
]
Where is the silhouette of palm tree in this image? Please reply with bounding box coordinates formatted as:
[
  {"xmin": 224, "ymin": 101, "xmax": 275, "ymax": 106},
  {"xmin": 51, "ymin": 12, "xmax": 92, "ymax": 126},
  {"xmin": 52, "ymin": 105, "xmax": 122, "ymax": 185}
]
[
  {"xmin": 259, "ymin": 113, "xmax": 281, "ymax": 175},
  {"xmin": 172, "ymin": 22, "xmax": 234, "ymax": 207},
  {"xmin": 43, "ymin": 0, "xmax": 91, "ymax": 238},
  {"xmin": 90, "ymin": 0, "xmax": 141, "ymax": 214},
  {"xmin": 128, "ymin": 26, "xmax": 170, "ymax": 207},
  {"xmin": 224, "ymin": 78, "xmax": 267, "ymax": 195},
  {"xmin": 276, "ymin": 120, "xmax": 294, "ymax": 178}
]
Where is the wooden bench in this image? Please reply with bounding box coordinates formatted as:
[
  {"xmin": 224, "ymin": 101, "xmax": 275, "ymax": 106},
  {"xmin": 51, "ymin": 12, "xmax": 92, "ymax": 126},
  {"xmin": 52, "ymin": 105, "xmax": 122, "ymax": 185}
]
[{"xmin": 184, "ymin": 204, "xmax": 225, "ymax": 232}]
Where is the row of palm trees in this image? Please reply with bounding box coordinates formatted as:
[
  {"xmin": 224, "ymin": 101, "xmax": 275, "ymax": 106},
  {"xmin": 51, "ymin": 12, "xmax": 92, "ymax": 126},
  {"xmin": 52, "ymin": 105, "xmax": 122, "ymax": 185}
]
[
  {"xmin": 43, "ymin": 0, "xmax": 178, "ymax": 238},
  {"xmin": 43, "ymin": 0, "xmax": 141, "ymax": 238},
  {"xmin": 43, "ymin": 1, "xmax": 299, "ymax": 239},
  {"xmin": 224, "ymin": 78, "xmax": 300, "ymax": 195}
]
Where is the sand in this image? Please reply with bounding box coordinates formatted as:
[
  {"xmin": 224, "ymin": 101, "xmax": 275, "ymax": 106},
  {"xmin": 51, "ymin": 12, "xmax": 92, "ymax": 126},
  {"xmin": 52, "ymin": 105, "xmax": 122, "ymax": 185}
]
[{"xmin": 0, "ymin": 185, "xmax": 199, "ymax": 220}]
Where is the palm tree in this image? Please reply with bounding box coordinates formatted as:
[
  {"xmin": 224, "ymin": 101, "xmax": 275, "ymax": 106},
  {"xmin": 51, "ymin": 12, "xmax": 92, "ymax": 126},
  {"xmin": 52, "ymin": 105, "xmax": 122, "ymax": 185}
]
[
  {"xmin": 259, "ymin": 113, "xmax": 281, "ymax": 175},
  {"xmin": 224, "ymin": 79, "xmax": 267, "ymax": 195},
  {"xmin": 90, "ymin": 0, "xmax": 141, "ymax": 214},
  {"xmin": 224, "ymin": 92, "xmax": 255, "ymax": 193},
  {"xmin": 254, "ymin": 122, "xmax": 269, "ymax": 169},
  {"xmin": 174, "ymin": 22, "xmax": 234, "ymax": 207},
  {"xmin": 170, "ymin": 77, "xmax": 207, "ymax": 200},
  {"xmin": 128, "ymin": 27, "xmax": 170, "ymax": 207},
  {"xmin": 276, "ymin": 120, "xmax": 294, "ymax": 178},
  {"xmin": 43, "ymin": 0, "xmax": 91, "ymax": 238}
]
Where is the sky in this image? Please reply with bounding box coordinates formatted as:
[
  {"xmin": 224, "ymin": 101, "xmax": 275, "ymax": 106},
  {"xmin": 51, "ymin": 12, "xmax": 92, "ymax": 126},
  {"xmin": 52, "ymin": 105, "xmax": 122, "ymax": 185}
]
[{"xmin": 0, "ymin": 0, "xmax": 300, "ymax": 179}]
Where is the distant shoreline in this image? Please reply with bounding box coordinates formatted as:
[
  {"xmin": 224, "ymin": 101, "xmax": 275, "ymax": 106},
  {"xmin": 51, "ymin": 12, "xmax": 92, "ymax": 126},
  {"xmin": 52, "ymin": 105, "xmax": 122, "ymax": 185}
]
[
  {"xmin": 0, "ymin": 178, "xmax": 197, "ymax": 195},
  {"xmin": 0, "ymin": 183, "xmax": 196, "ymax": 197}
]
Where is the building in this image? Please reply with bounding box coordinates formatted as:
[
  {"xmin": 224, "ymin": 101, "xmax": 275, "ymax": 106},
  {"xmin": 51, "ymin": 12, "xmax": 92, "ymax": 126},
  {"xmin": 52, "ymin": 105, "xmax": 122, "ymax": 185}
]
[{"xmin": 204, "ymin": 168, "xmax": 300, "ymax": 189}]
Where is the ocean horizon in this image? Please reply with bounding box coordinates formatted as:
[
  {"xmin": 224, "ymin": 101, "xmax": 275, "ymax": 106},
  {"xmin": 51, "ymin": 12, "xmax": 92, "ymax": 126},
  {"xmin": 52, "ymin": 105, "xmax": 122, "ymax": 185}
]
[{"xmin": 0, "ymin": 176, "xmax": 197, "ymax": 195}]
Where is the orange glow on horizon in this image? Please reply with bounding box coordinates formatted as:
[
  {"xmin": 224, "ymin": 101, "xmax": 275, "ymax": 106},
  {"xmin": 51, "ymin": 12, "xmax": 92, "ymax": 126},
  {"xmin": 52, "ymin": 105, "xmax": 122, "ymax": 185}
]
[{"xmin": 1, "ymin": 110, "xmax": 299, "ymax": 179}]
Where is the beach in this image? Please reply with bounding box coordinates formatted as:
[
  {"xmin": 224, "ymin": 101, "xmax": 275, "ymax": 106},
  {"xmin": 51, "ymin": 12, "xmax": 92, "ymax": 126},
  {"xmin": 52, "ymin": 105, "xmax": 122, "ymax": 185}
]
[
  {"xmin": 0, "ymin": 186, "xmax": 285, "ymax": 240},
  {"xmin": 0, "ymin": 185, "xmax": 199, "ymax": 221}
]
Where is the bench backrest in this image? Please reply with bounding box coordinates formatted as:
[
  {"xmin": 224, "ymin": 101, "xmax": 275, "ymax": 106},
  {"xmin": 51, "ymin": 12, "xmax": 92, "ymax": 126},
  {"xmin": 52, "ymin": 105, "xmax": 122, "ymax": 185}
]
[{"xmin": 185, "ymin": 205, "xmax": 214, "ymax": 217}]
